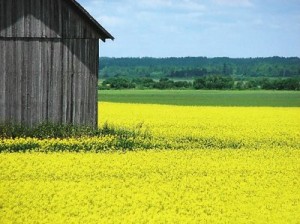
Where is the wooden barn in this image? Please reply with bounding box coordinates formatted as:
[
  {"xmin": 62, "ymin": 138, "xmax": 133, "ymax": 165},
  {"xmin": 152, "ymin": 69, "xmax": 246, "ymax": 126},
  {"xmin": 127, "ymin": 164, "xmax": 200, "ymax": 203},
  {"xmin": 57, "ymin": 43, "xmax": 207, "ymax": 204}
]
[{"xmin": 0, "ymin": 0, "xmax": 114, "ymax": 127}]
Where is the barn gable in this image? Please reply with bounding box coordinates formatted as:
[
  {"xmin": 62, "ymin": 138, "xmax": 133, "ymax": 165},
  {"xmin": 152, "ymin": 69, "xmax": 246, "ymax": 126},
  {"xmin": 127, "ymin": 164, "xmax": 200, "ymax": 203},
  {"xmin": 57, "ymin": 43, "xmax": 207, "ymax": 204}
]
[{"xmin": 0, "ymin": 0, "xmax": 113, "ymax": 41}]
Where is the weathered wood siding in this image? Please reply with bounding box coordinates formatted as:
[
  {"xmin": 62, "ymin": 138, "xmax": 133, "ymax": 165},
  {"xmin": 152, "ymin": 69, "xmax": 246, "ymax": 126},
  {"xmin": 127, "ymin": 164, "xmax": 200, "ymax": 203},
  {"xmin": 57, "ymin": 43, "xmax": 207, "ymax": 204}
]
[
  {"xmin": 0, "ymin": 0, "xmax": 102, "ymax": 127},
  {"xmin": 0, "ymin": 38, "xmax": 99, "ymax": 126},
  {"xmin": 0, "ymin": 0, "xmax": 101, "ymax": 39}
]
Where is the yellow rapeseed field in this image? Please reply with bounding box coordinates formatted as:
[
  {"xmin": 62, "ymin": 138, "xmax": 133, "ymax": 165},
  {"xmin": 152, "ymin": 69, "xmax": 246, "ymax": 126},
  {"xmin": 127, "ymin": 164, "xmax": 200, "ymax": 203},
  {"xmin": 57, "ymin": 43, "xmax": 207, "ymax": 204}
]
[
  {"xmin": 99, "ymin": 102, "xmax": 300, "ymax": 149},
  {"xmin": 1, "ymin": 102, "xmax": 300, "ymax": 223},
  {"xmin": 1, "ymin": 149, "xmax": 300, "ymax": 223}
]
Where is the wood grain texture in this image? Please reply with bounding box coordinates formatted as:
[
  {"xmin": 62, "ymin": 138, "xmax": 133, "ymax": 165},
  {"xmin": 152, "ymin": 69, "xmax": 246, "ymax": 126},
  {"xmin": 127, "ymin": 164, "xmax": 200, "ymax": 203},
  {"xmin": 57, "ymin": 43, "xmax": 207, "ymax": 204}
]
[
  {"xmin": 0, "ymin": 0, "xmax": 102, "ymax": 39},
  {"xmin": 0, "ymin": 0, "xmax": 102, "ymax": 127},
  {"xmin": 0, "ymin": 39, "xmax": 99, "ymax": 126}
]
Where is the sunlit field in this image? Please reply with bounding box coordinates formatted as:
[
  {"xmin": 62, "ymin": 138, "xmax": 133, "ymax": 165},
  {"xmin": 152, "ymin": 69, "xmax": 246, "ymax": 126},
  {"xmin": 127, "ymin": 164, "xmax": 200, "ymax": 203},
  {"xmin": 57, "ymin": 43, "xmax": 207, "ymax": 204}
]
[
  {"xmin": 98, "ymin": 102, "xmax": 300, "ymax": 150},
  {"xmin": 1, "ymin": 100, "xmax": 300, "ymax": 223},
  {"xmin": 1, "ymin": 149, "xmax": 300, "ymax": 223}
]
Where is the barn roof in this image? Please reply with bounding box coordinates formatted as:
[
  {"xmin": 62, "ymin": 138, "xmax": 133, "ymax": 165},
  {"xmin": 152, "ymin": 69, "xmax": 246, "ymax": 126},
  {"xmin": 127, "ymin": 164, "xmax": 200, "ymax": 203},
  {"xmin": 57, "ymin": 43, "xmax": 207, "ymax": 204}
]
[{"xmin": 68, "ymin": 0, "xmax": 114, "ymax": 41}]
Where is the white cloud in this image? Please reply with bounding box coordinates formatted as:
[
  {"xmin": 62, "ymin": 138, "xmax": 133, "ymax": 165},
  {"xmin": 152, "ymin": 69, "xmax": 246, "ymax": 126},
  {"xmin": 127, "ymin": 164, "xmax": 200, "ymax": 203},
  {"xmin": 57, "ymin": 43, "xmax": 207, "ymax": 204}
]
[
  {"xmin": 138, "ymin": 0, "xmax": 173, "ymax": 8},
  {"xmin": 180, "ymin": 0, "xmax": 206, "ymax": 11},
  {"xmin": 137, "ymin": 0, "xmax": 206, "ymax": 12},
  {"xmin": 97, "ymin": 15, "xmax": 125, "ymax": 27},
  {"xmin": 212, "ymin": 0, "xmax": 253, "ymax": 7}
]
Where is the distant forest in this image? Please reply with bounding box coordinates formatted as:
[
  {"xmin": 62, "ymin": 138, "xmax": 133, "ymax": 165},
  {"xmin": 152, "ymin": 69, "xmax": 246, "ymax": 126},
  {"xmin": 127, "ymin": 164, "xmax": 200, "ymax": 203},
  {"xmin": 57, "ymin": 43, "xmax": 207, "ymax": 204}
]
[
  {"xmin": 98, "ymin": 57, "xmax": 300, "ymax": 90},
  {"xmin": 99, "ymin": 57, "xmax": 300, "ymax": 78}
]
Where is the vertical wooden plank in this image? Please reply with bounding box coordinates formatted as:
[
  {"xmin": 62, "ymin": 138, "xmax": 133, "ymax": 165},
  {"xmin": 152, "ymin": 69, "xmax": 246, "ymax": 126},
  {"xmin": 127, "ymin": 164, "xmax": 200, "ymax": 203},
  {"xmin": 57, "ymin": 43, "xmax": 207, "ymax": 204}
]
[
  {"xmin": 57, "ymin": 39, "xmax": 63, "ymax": 123},
  {"xmin": 39, "ymin": 40, "xmax": 44, "ymax": 123},
  {"xmin": 46, "ymin": 39, "xmax": 53, "ymax": 122},
  {"xmin": 44, "ymin": 38, "xmax": 51, "ymax": 122},
  {"xmin": 84, "ymin": 69, "xmax": 89, "ymax": 125},
  {"xmin": 15, "ymin": 40, "xmax": 22, "ymax": 123},
  {"xmin": 70, "ymin": 40, "xmax": 77, "ymax": 124},
  {"xmin": 21, "ymin": 39, "xmax": 28, "ymax": 124},
  {"xmin": 26, "ymin": 40, "xmax": 32, "ymax": 125},
  {"xmin": 89, "ymin": 77, "xmax": 95, "ymax": 126},
  {"xmin": 13, "ymin": 0, "xmax": 22, "ymax": 37},
  {"xmin": 4, "ymin": 40, "xmax": 10, "ymax": 122},
  {"xmin": 58, "ymin": 40, "xmax": 65, "ymax": 124},
  {"xmin": 41, "ymin": 39, "xmax": 48, "ymax": 122},
  {"xmin": 0, "ymin": 40, "xmax": 6, "ymax": 122},
  {"xmin": 37, "ymin": 40, "xmax": 43, "ymax": 123},
  {"xmin": 39, "ymin": 39, "xmax": 44, "ymax": 122},
  {"xmin": 5, "ymin": 40, "xmax": 14, "ymax": 123},
  {"xmin": 65, "ymin": 39, "xmax": 70, "ymax": 124},
  {"xmin": 11, "ymin": 0, "xmax": 16, "ymax": 37},
  {"xmin": 86, "ymin": 39, "xmax": 91, "ymax": 125},
  {"xmin": 94, "ymin": 40, "xmax": 99, "ymax": 127},
  {"xmin": 26, "ymin": 40, "xmax": 33, "ymax": 126},
  {"xmin": 78, "ymin": 39, "xmax": 85, "ymax": 125},
  {"xmin": 45, "ymin": 0, "xmax": 51, "ymax": 37},
  {"xmin": 12, "ymin": 40, "xmax": 17, "ymax": 123},
  {"xmin": 51, "ymin": 41, "xmax": 56, "ymax": 123},
  {"xmin": 23, "ymin": 0, "xmax": 30, "ymax": 37},
  {"xmin": 61, "ymin": 39, "xmax": 69, "ymax": 123},
  {"xmin": 33, "ymin": 0, "xmax": 40, "ymax": 37},
  {"xmin": 84, "ymin": 40, "xmax": 94, "ymax": 125},
  {"xmin": 41, "ymin": 0, "xmax": 46, "ymax": 37},
  {"xmin": 30, "ymin": 40, "xmax": 42, "ymax": 124},
  {"xmin": 5, "ymin": 0, "xmax": 12, "ymax": 37},
  {"xmin": 0, "ymin": 0, "xmax": 4, "ymax": 37},
  {"xmin": 42, "ymin": 0, "xmax": 47, "ymax": 37},
  {"xmin": 72, "ymin": 40, "xmax": 79, "ymax": 125},
  {"xmin": 58, "ymin": 41, "xmax": 63, "ymax": 124},
  {"xmin": 57, "ymin": 0, "xmax": 62, "ymax": 36},
  {"xmin": 75, "ymin": 39, "xmax": 81, "ymax": 124},
  {"xmin": 50, "ymin": 0, "xmax": 59, "ymax": 37},
  {"xmin": 80, "ymin": 40, "xmax": 85, "ymax": 125},
  {"xmin": 35, "ymin": 40, "xmax": 40, "ymax": 123},
  {"xmin": 30, "ymin": 40, "xmax": 36, "ymax": 125},
  {"xmin": 69, "ymin": 39, "xmax": 75, "ymax": 124},
  {"xmin": 50, "ymin": 39, "xmax": 60, "ymax": 123},
  {"xmin": 87, "ymin": 73, "xmax": 92, "ymax": 125},
  {"xmin": 69, "ymin": 72, "xmax": 74, "ymax": 124},
  {"xmin": 89, "ymin": 39, "xmax": 95, "ymax": 126},
  {"xmin": 80, "ymin": 73, "xmax": 85, "ymax": 125}
]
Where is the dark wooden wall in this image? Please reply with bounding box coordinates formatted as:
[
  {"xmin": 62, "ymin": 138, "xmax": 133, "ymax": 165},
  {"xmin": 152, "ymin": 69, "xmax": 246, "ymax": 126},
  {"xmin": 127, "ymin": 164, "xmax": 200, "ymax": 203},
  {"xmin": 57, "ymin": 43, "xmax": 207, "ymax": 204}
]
[
  {"xmin": 0, "ymin": 0, "xmax": 101, "ymax": 38},
  {"xmin": 0, "ymin": 0, "xmax": 101, "ymax": 127},
  {"xmin": 0, "ymin": 39, "xmax": 99, "ymax": 126}
]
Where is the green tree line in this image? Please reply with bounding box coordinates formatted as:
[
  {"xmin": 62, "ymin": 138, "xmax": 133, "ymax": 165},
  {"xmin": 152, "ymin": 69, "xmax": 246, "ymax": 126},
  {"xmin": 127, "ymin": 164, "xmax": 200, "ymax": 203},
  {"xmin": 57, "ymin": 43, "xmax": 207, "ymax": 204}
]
[
  {"xmin": 100, "ymin": 57, "xmax": 300, "ymax": 79},
  {"xmin": 99, "ymin": 76, "xmax": 300, "ymax": 90}
]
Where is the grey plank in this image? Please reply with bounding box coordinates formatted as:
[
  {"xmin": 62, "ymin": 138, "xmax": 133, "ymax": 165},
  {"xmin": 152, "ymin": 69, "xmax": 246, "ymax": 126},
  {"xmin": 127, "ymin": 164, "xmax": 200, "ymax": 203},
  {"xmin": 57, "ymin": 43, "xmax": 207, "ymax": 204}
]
[{"xmin": 0, "ymin": 40, "xmax": 6, "ymax": 122}]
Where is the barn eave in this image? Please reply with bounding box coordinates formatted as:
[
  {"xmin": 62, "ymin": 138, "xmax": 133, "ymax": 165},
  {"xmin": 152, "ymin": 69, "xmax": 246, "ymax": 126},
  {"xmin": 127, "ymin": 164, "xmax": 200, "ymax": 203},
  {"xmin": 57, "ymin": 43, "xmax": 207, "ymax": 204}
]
[{"xmin": 68, "ymin": 0, "xmax": 114, "ymax": 41}]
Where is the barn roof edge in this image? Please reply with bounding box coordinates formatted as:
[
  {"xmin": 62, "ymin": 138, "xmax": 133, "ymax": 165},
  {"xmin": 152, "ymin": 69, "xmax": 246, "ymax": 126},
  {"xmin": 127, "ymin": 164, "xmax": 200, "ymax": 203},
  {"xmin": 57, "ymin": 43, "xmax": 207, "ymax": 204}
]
[{"xmin": 68, "ymin": 0, "xmax": 114, "ymax": 41}]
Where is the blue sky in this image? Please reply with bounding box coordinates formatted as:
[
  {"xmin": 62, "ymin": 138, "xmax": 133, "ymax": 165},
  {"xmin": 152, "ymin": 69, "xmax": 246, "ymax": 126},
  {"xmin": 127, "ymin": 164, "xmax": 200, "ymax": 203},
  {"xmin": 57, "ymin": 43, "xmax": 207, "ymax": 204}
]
[{"xmin": 78, "ymin": 0, "xmax": 300, "ymax": 58}]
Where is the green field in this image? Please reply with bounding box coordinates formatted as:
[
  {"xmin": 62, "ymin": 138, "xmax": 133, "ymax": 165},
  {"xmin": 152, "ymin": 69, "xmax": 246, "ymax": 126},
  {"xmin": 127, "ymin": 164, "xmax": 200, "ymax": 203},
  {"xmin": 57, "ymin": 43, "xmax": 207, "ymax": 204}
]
[{"xmin": 99, "ymin": 90, "xmax": 300, "ymax": 107}]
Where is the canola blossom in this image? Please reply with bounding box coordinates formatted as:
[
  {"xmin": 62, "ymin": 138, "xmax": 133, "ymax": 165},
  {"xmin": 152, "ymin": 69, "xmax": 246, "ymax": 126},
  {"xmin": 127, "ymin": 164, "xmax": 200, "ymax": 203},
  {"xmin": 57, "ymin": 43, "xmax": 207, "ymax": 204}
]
[
  {"xmin": 0, "ymin": 103, "xmax": 299, "ymax": 151},
  {"xmin": 98, "ymin": 103, "xmax": 300, "ymax": 150},
  {"xmin": 1, "ymin": 149, "xmax": 300, "ymax": 223},
  {"xmin": 1, "ymin": 102, "xmax": 300, "ymax": 223},
  {"xmin": 0, "ymin": 136, "xmax": 130, "ymax": 152}
]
